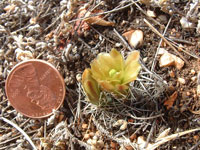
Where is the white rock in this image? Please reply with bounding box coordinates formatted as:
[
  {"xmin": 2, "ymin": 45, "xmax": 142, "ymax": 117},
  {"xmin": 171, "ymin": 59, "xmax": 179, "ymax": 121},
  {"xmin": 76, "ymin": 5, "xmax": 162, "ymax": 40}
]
[
  {"xmin": 191, "ymin": 76, "xmax": 197, "ymax": 81},
  {"xmin": 97, "ymin": 140, "xmax": 104, "ymax": 148},
  {"xmin": 123, "ymin": 30, "xmax": 143, "ymax": 48},
  {"xmin": 157, "ymin": 48, "xmax": 168, "ymax": 55},
  {"xmin": 159, "ymin": 52, "xmax": 184, "ymax": 69},
  {"xmin": 115, "ymin": 43, "xmax": 122, "ymax": 47},
  {"xmin": 159, "ymin": 52, "xmax": 174, "ymax": 68},
  {"xmin": 120, "ymin": 121, "xmax": 128, "ymax": 130},
  {"xmin": 143, "ymin": 57, "xmax": 148, "ymax": 63},
  {"xmin": 91, "ymin": 145, "xmax": 98, "ymax": 150},
  {"xmin": 91, "ymin": 139, "xmax": 97, "ymax": 146},
  {"xmin": 178, "ymin": 77, "xmax": 186, "ymax": 84},
  {"xmin": 180, "ymin": 17, "xmax": 195, "ymax": 29},
  {"xmin": 147, "ymin": 10, "xmax": 156, "ymax": 18},
  {"xmin": 83, "ymin": 134, "xmax": 90, "ymax": 140},
  {"xmin": 87, "ymin": 139, "xmax": 92, "ymax": 145},
  {"xmin": 191, "ymin": 69, "xmax": 196, "ymax": 75},
  {"xmin": 171, "ymin": 55, "xmax": 184, "ymax": 70},
  {"xmin": 113, "ymin": 119, "xmax": 128, "ymax": 131},
  {"xmin": 113, "ymin": 119, "xmax": 124, "ymax": 127}
]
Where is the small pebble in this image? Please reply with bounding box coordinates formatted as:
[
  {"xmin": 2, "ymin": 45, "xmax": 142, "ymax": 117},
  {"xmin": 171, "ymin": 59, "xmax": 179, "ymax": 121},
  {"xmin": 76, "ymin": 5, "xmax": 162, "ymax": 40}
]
[
  {"xmin": 178, "ymin": 77, "xmax": 186, "ymax": 84},
  {"xmin": 177, "ymin": 44, "xmax": 184, "ymax": 51},
  {"xmin": 93, "ymin": 135, "xmax": 98, "ymax": 140},
  {"xmin": 95, "ymin": 131, "xmax": 101, "ymax": 137},
  {"xmin": 115, "ymin": 43, "xmax": 122, "ymax": 47},
  {"xmin": 158, "ymin": 48, "xmax": 167, "ymax": 55},
  {"xmin": 82, "ymin": 123, "xmax": 88, "ymax": 129},
  {"xmin": 186, "ymin": 92, "xmax": 190, "ymax": 96},
  {"xmin": 193, "ymin": 135, "xmax": 199, "ymax": 141},
  {"xmin": 159, "ymin": 52, "xmax": 174, "ymax": 68},
  {"xmin": 125, "ymin": 145, "xmax": 134, "ymax": 150},
  {"xmin": 190, "ymin": 69, "xmax": 196, "ymax": 75},
  {"xmin": 122, "ymin": 30, "xmax": 143, "ymax": 48},
  {"xmin": 169, "ymin": 71, "xmax": 175, "ymax": 78},
  {"xmin": 120, "ymin": 121, "xmax": 128, "ymax": 130},
  {"xmin": 157, "ymin": 15, "xmax": 168, "ymax": 24},
  {"xmin": 84, "ymin": 134, "xmax": 90, "ymax": 140},
  {"xmin": 87, "ymin": 139, "xmax": 92, "ymax": 145},
  {"xmin": 130, "ymin": 133, "xmax": 137, "ymax": 141},
  {"xmin": 97, "ymin": 140, "xmax": 104, "ymax": 148},
  {"xmin": 89, "ymin": 132, "xmax": 95, "ymax": 137},
  {"xmin": 191, "ymin": 76, "xmax": 197, "ymax": 81},
  {"xmin": 143, "ymin": 57, "xmax": 148, "ymax": 63},
  {"xmin": 91, "ymin": 139, "xmax": 97, "ymax": 146},
  {"xmin": 110, "ymin": 141, "xmax": 117, "ymax": 149},
  {"xmin": 91, "ymin": 145, "xmax": 97, "ymax": 150},
  {"xmin": 147, "ymin": 10, "xmax": 156, "ymax": 18}
]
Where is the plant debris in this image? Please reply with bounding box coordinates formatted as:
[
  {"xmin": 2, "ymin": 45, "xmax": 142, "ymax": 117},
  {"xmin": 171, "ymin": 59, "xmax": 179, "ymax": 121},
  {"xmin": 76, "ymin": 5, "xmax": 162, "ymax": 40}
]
[{"xmin": 0, "ymin": 0, "xmax": 200, "ymax": 150}]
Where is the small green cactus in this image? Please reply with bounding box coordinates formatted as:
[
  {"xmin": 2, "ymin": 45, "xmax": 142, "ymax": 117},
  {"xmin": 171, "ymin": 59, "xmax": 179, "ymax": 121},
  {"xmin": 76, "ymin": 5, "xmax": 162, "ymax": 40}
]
[{"xmin": 82, "ymin": 48, "xmax": 141, "ymax": 105}]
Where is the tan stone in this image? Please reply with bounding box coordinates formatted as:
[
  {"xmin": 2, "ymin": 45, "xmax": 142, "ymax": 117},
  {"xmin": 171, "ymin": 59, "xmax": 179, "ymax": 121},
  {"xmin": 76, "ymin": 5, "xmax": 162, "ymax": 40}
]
[
  {"xmin": 171, "ymin": 55, "xmax": 184, "ymax": 70},
  {"xmin": 178, "ymin": 77, "xmax": 186, "ymax": 84},
  {"xmin": 159, "ymin": 52, "xmax": 175, "ymax": 67}
]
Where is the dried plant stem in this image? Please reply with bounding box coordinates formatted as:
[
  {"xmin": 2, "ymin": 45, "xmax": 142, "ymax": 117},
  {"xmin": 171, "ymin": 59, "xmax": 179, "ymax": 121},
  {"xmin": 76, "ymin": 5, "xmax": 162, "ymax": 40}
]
[
  {"xmin": 149, "ymin": 127, "xmax": 200, "ymax": 150},
  {"xmin": 166, "ymin": 37, "xmax": 199, "ymax": 59},
  {"xmin": 128, "ymin": 113, "xmax": 164, "ymax": 120},
  {"xmin": 189, "ymin": 140, "xmax": 200, "ymax": 150},
  {"xmin": 168, "ymin": 37, "xmax": 195, "ymax": 45},
  {"xmin": 0, "ymin": 116, "xmax": 37, "ymax": 150},
  {"xmin": 65, "ymin": 121, "xmax": 91, "ymax": 149},
  {"xmin": 130, "ymin": 0, "xmax": 164, "ymax": 28},
  {"xmin": 144, "ymin": 19, "xmax": 189, "ymax": 64},
  {"xmin": 0, "ymin": 130, "xmax": 37, "ymax": 145},
  {"xmin": 151, "ymin": 16, "xmax": 172, "ymax": 72},
  {"xmin": 113, "ymin": 28, "xmax": 132, "ymax": 51},
  {"xmin": 69, "ymin": 1, "xmax": 134, "ymax": 23},
  {"xmin": 0, "ymin": 143, "xmax": 19, "ymax": 150},
  {"xmin": 145, "ymin": 121, "xmax": 156, "ymax": 148}
]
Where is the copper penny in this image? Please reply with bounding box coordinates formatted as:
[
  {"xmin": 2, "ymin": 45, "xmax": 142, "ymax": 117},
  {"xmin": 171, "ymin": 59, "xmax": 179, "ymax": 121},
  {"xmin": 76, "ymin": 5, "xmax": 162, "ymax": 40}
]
[{"xmin": 5, "ymin": 59, "xmax": 65, "ymax": 118}]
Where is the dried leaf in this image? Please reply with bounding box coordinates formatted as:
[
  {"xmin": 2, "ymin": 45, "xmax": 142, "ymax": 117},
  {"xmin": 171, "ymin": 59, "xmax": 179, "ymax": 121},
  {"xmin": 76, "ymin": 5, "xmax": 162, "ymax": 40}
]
[
  {"xmin": 84, "ymin": 9, "xmax": 114, "ymax": 26},
  {"xmin": 164, "ymin": 91, "xmax": 178, "ymax": 109},
  {"xmin": 73, "ymin": 7, "xmax": 114, "ymax": 35},
  {"xmin": 85, "ymin": 15, "xmax": 114, "ymax": 26}
]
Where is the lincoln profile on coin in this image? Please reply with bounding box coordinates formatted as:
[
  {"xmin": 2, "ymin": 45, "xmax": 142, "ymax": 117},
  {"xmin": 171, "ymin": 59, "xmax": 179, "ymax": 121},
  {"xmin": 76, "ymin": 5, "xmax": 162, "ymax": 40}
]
[{"xmin": 9, "ymin": 63, "xmax": 57, "ymax": 110}]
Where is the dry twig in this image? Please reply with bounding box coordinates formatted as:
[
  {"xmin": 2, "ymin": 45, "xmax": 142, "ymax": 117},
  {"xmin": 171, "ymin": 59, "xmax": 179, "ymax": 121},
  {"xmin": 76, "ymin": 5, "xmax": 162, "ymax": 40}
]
[{"xmin": 0, "ymin": 116, "xmax": 37, "ymax": 150}]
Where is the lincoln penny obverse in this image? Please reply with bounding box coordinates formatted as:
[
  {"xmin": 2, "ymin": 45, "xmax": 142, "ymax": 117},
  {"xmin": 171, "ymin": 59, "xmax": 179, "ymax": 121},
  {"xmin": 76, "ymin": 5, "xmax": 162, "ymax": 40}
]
[{"xmin": 5, "ymin": 59, "xmax": 65, "ymax": 118}]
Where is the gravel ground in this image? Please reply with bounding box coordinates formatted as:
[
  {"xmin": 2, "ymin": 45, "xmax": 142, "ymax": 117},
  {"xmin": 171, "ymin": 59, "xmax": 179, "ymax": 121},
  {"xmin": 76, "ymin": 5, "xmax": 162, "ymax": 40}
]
[{"xmin": 0, "ymin": 0, "xmax": 200, "ymax": 150}]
